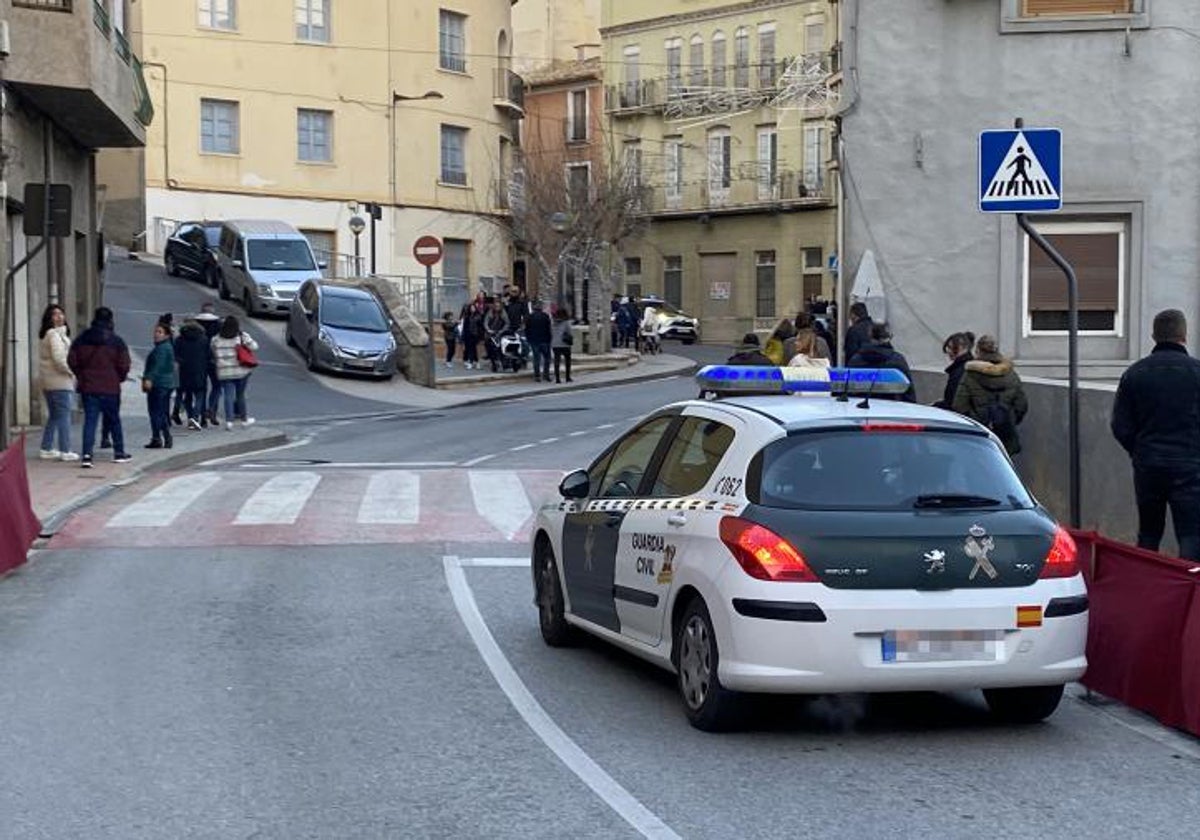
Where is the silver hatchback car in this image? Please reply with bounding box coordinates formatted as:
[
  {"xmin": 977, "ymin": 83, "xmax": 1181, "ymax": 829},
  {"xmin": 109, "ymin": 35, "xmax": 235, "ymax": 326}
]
[{"xmin": 286, "ymin": 280, "xmax": 398, "ymax": 379}]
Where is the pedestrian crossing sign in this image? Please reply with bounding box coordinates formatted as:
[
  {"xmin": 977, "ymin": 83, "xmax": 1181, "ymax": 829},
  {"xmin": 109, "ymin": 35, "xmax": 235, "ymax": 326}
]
[{"xmin": 979, "ymin": 128, "xmax": 1062, "ymax": 213}]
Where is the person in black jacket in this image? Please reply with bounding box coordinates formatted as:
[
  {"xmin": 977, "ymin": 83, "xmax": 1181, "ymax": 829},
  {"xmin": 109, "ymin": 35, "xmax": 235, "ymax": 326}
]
[
  {"xmin": 843, "ymin": 302, "xmax": 874, "ymax": 362},
  {"xmin": 847, "ymin": 322, "xmax": 917, "ymax": 402},
  {"xmin": 195, "ymin": 302, "xmax": 223, "ymax": 426},
  {"xmin": 1111, "ymin": 309, "xmax": 1200, "ymax": 559},
  {"xmin": 936, "ymin": 331, "xmax": 975, "ymax": 409},
  {"xmin": 524, "ymin": 300, "xmax": 553, "ymax": 382},
  {"xmin": 174, "ymin": 319, "xmax": 212, "ymax": 430}
]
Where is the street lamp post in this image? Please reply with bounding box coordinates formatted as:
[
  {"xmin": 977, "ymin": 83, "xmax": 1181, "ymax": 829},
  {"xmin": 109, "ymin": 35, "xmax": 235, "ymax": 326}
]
[{"xmin": 348, "ymin": 214, "xmax": 365, "ymax": 276}]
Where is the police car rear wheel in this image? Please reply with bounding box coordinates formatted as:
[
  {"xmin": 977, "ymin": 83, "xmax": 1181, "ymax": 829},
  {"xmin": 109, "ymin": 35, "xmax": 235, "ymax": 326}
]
[
  {"xmin": 677, "ymin": 598, "xmax": 739, "ymax": 731},
  {"xmin": 982, "ymin": 684, "xmax": 1064, "ymax": 723},
  {"xmin": 536, "ymin": 545, "xmax": 575, "ymax": 647}
]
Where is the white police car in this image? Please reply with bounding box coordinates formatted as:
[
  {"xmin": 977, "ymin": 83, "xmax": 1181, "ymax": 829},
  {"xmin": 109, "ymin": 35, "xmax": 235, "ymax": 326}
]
[{"xmin": 531, "ymin": 366, "xmax": 1087, "ymax": 731}]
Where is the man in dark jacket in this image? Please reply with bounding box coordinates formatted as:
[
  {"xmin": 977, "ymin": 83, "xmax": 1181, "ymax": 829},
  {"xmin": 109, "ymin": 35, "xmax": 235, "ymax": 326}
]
[
  {"xmin": 843, "ymin": 302, "xmax": 874, "ymax": 362},
  {"xmin": 1111, "ymin": 309, "xmax": 1200, "ymax": 559},
  {"xmin": 174, "ymin": 319, "xmax": 212, "ymax": 430},
  {"xmin": 524, "ymin": 300, "xmax": 553, "ymax": 382},
  {"xmin": 726, "ymin": 333, "xmax": 774, "ymax": 366},
  {"xmin": 504, "ymin": 286, "xmax": 527, "ymax": 334},
  {"xmin": 195, "ymin": 302, "xmax": 223, "ymax": 425},
  {"xmin": 68, "ymin": 306, "xmax": 132, "ymax": 467},
  {"xmin": 847, "ymin": 322, "xmax": 917, "ymax": 402}
]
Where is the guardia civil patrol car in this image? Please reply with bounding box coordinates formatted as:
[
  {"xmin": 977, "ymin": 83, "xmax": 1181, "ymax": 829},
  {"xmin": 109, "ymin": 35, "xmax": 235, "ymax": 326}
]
[{"xmin": 530, "ymin": 366, "xmax": 1087, "ymax": 731}]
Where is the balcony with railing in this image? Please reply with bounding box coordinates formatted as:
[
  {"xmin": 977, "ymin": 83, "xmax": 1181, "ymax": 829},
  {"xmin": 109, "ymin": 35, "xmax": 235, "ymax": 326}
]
[
  {"xmin": 607, "ymin": 53, "xmax": 834, "ymax": 119},
  {"xmin": 638, "ymin": 166, "xmax": 832, "ymax": 219},
  {"xmin": 5, "ymin": 0, "xmax": 150, "ymax": 146},
  {"xmin": 493, "ymin": 67, "xmax": 525, "ymax": 117}
]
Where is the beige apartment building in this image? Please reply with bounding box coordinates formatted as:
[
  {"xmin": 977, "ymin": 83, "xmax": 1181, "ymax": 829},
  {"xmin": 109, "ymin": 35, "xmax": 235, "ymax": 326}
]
[
  {"xmin": 123, "ymin": 0, "xmax": 522, "ymax": 302},
  {"xmin": 511, "ymin": 0, "xmax": 601, "ymax": 72},
  {"xmin": 601, "ymin": 0, "xmax": 838, "ymax": 344},
  {"xmin": 1, "ymin": 0, "xmax": 150, "ymax": 435}
]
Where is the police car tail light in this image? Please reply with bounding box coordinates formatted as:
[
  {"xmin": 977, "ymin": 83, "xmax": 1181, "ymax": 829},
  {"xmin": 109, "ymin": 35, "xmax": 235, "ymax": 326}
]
[
  {"xmin": 1038, "ymin": 526, "xmax": 1079, "ymax": 579},
  {"xmin": 719, "ymin": 517, "xmax": 818, "ymax": 583}
]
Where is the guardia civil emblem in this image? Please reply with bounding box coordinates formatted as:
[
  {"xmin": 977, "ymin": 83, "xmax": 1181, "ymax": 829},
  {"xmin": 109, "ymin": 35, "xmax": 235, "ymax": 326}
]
[{"xmin": 964, "ymin": 524, "xmax": 998, "ymax": 581}]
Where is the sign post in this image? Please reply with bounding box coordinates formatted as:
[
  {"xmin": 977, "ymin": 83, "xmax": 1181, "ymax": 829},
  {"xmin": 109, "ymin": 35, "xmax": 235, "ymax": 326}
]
[
  {"xmin": 412, "ymin": 235, "xmax": 443, "ymax": 388},
  {"xmin": 979, "ymin": 121, "xmax": 1078, "ymax": 527}
]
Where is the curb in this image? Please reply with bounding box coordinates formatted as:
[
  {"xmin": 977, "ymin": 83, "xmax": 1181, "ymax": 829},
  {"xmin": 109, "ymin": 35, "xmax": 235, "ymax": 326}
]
[{"xmin": 37, "ymin": 431, "xmax": 290, "ymax": 537}]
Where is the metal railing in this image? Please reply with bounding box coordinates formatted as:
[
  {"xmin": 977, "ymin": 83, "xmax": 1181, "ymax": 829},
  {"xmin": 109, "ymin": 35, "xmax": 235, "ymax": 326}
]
[
  {"xmin": 375, "ymin": 275, "xmax": 470, "ymax": 322},
  {"xmin": 114, "ymin": 28, "xmax": 131, "ymax": 63},
  {"xmin": 131, "ymin": 54, "xmax": 155, "ymax": 126},
  {"xmin": 310, "ymin": 248, "xmax": 364, "ymax": 279},
  {"xmin": 493, "ymin": 67, "xmax": 525, "ymax": 112},
  {"xmin": 93, "ymin": 0, "xmax": 109, "ymax": 36},
  {"xmin": 13, "ymin": 0, "xmax": 72, "ymax": 10}
]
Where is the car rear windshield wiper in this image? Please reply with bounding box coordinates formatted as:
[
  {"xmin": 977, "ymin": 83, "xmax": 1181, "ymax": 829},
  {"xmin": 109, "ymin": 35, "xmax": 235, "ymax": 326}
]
[{"xmin": 913, "ymin": 494, "xmax": 1003, "ymax": 509}]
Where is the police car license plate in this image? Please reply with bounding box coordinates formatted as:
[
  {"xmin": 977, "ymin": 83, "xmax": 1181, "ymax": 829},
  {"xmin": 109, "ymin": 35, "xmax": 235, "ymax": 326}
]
[{"xmin": 881, "ymin": 630, "xmax": 1003, "ymax": 663}]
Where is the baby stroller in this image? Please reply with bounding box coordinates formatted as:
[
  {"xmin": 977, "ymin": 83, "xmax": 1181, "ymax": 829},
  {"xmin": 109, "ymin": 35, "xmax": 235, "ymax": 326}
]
[
  {"xmin": 498, "ymin": 330, "xmax": 529, "ymax": 372},
  {"xmin": 638, "ymin": 322, "xmax": 662, "ymax": 355}
]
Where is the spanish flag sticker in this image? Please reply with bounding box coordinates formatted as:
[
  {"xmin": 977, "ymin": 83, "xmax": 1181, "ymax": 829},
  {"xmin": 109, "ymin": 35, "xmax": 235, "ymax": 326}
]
[{"xmin": 1016, "ymin": 605, "xmax": 1043, "ymax": 628}]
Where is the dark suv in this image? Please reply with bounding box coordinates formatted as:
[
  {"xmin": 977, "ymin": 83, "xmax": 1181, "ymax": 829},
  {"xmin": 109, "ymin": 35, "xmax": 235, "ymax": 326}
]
[{"xmin": 164, "ymin": 221, "xmax": 222, "ymax": 288}]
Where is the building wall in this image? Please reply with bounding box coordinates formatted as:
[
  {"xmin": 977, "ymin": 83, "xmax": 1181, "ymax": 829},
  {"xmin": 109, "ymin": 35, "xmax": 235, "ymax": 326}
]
[
  {"xmin": 601, "ymin": 0, "xmax": 838, "ymax": 342},
  {"xmin": 840, "ymin": 0, "xmax": 1197, "ymax": 373},
  {"xmin": 512, "ymin": 0, "xmax": 603, "ymax": 71},
  {"xmin": 137, "ymin": 0, "xmax": 517, "ymax": 284}
]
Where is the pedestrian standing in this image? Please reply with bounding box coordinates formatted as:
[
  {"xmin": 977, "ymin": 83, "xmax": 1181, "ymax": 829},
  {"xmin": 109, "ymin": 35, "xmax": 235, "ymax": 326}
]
[
  {"xmin": 211, "ymin": 315, "xmax": 259, "ymax": 430},
  {"xmin": 441, "ymin": 311, "xmax": 458, "ymax": 368},
  {"xmin": 525, "ymin": 299, "xmax": 553, "ymax": 383},
  {"xmin": 68, "ymin": 306, "xmax": 132, "ymax": 468},
  {"xmin": 764, "ymin": 319, "xmax": 797, "ymax": 365},
  {"xmin": 174, "ymin": 318, "xmax": 211, "ymax": 430},
  {"xmin": 37, "ymin": 304, "xmax": 78, "ymax": 461},
  {"xmin": 504, "ymin": 286, "xmax": 527, "ymax": 334},
  {"xmin": 1111, "ymin": 309, "xmax": 1200, "ymax": 559},
  {"xmin": 936, "ymin": 331, "xmax": 975, "ymax": 410},
  {"xmin": 551, "ymin": 306, "xmax": 574, "ymax": 384},
  {"xmin": 843, "ymin": 302, "xmax": 874, "ymax": 362},
  {"xmin": 846, "ymin": 322, "xmax": 917, "ymax": 402},
  {"xmin": 793, "ymin": 312, "xmax": 832, "ymax": 362},
  {"xmin": 484, "ymin": 299, "xmax": 510, "ymax": 373},
  {"xmin": 195, "ymin": 302, "xmax": 223, "ymax": 427},
  {"xmin": 156, "ymin": 312, "xmax": 185, "ymax": 428},
  {"xmin": 459, "ymin": 297, "xmax": 484, "ymax": 370},
  {"xmin": 952, "ymin": 335, "xmax": 1027, "ymax": 453},
  {"xmin": 142, "ymin": 322, "xmax": 177, "ymax": 449}
]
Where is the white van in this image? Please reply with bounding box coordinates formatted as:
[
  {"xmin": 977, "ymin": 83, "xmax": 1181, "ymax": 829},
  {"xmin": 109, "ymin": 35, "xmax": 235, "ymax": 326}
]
[{"xmin": 216, "ymin": 219, "xmax": 325, "ymax": 316}]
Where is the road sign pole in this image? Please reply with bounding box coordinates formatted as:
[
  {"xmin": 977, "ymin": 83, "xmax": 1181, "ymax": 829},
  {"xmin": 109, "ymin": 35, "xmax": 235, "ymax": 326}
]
[
  {"xmin": 1018, "ymin": 213, "xmax": 1080, "ymax": 528},
  {"xmin": 425, "ymin": 263, "xmax": 435, "ymax": 388}
]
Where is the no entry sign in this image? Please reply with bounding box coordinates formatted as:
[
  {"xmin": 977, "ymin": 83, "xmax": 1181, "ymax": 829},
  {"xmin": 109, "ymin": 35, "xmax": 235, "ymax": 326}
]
[{"xmin": 413, "ymin": 235, "xmax": 443, "ymax": 267}]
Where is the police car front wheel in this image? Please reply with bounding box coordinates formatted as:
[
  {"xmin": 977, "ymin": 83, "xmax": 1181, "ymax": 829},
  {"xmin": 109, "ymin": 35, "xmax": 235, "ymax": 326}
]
[
  {"xmin": 676, "ymin": 598, "xmax": 740, "ymax": 731},
  {"xmin": 535, "ymin": 543, "xmax": 575, "ymax": 647},
  {"xmin": 982, "ymin": 684, "xmax": 1064, "ymax": 724}
]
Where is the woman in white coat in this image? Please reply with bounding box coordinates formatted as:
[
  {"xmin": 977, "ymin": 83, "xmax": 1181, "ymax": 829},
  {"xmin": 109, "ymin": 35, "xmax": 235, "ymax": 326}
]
[{"xmin": 37, "ymin": 304, "xmax": 78, "ymax": 460}]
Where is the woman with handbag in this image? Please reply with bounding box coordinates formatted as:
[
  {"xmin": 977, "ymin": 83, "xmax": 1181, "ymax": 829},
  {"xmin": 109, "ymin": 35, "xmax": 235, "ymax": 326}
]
[
  {"xmin": 142, "ymin": 322, "xmax": 178, "ymax": 448},
  {"xmin": 551, "ymin": 306, "xmax": 574, "ymax": 384},
  {"xmin": 211, "ymin": 315, "xmax": 259, "ymax": 430}
]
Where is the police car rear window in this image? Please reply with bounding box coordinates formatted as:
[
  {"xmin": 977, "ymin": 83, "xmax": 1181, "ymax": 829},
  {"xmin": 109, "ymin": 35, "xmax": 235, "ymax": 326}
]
[{"xmin": 749, "ymin": 431, "xmax": 1033, "ymax": 511}]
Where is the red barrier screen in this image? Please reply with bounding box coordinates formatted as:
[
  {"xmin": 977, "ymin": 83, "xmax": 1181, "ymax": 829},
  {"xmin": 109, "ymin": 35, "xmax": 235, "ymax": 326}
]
[
  {"xmin": 0, "ymin": 436, "xmax": 41, "ymax": 576},
  {"xmin": 1073, "ymin": 530, "xmax": 1200, "ymax": 737}
]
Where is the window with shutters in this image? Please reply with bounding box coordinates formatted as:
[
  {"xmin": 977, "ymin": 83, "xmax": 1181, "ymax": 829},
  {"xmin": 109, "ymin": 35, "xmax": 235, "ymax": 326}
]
[
  {"xmin": 200, "ymin": 99, "xmax": 239, "ymax": 154},
  {"xmin": 623, "ymin": 141, "xmax": 642, "ymax": 193},
  {"xmin": 664, "ymin": 137, "xmax": 683, "ymax": 208},
  {"xmin": 665, "ymin": 38, "xmax": 683, "ymax": 98},
  {"xmin": 711, "ymin": 31, "xmax": 726, "ymax": 87},
  {"xmin": 734, "ymin": 27, "xmax": 750, "ymax": 89},
  {"xmin": 1023, "ymin": 221, "xmax": 1125, "ymax": 335},
  {"xmin": 805, "ymin": 17, "xmax": 825, "ymax": 55},
  {"xmin": 1003, "ymin": 0, "xmax": 1144, "ymax": 32},
  {"xmin": 566, "ymin": 89, "xmax": 588, "ymax": 142},
  {"xmin": 622, "ymin": 46, "xmax": 641, "ymax": 107},
  {"xmin": 443, "ymin": 238, "xmax": 470, "ymax": 281},
  {"xmin": 663, "ymin": 257, "xmax": 683, "ymax": 307},
  {"xmin": 756, "ymin": 125, "xmax": 778, "ymax": 200},
  {"xmin": 439, "ymin": 9, "xmax": 467, "ymax": 73},
  {"xmin": 566, "ymin": 163, "xmax": 591, "ymax": 207},
  {"xmin": 440, "ymin": 125, "xmax": 468, "ymax": 185},
  {"xmin": 755, "ymin": 251, "xmax": 776, "ymax": 318},
  {"xmin": 803, "ymin": 125, "xmax": 824, "ymax": 193},
  {"xmin": 689, "ymin": 35, "xmax": 705, "ymax": 87},
  {"xmin": 757, "ymin": 23, "xmax": 776, "ymax": 88},
  {"xmin": 707, "ymin": 127, "xmax": 731, "ymax": 204}
]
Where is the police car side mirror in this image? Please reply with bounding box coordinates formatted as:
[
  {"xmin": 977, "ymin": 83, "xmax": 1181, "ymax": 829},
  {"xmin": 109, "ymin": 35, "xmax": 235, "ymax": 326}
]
[{"xmin": 559, "ymin": 469, "xmax": 589, "ymax": 499}]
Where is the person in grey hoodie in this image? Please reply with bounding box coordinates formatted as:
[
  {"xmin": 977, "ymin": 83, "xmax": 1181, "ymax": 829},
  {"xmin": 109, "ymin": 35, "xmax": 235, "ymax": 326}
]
[{"xmin": 551, "ymin": 307, "xmax": 574, "ymax": 384}]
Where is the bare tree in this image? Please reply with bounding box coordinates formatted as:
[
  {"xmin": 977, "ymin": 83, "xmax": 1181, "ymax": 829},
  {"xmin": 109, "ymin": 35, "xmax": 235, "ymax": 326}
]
[{"xmin": 498, "ymin": 142, "xmax": 650, "ymax": 353}]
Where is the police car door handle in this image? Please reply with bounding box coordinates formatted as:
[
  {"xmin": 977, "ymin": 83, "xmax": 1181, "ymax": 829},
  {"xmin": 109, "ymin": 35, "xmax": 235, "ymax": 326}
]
[{"xmin": 667, "ymin": 513, "xmax": 687, "ymax": 527}]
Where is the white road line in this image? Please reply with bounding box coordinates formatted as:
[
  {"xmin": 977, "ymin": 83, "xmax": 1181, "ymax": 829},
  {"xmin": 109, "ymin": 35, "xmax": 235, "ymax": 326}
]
[
  {"xmin": 568, "ymin": 430, "xmax": 589, "ymax": 437},
  {"xmin": 357, "ymin": 472, "xmax": 420, "ymax": 524},
  {"xmin": 539, "ymin": 437, "xmax": 559, "ymax": 444},
  {"xmin": 509, "ymin": 443, "xmax": 536, "ymax": 452},
  {"xmin": 462, "ymin": 453, "xmax": 499, "ymax": 467},
  {"xmin": 468, "ymin": 470, "xmax": 532, "ymax": 540},
  {"xmin": 457, "ymin": 557, "xmax": 530, "ymax": 567},
  {"xmin": 443, "ymin": 556, "xmax": 679, "ymax": 840},
  {"xmin": 234, "ymin": 472, "xmax": 321, "ymax": 525},
  {"xmin": 595, "ymin": 423, "xmax": 615, "ymax": 430},
  {"xmin": 197, "ymin": 434, "xmax": 314, "ymax": 466},
  {"xmin": 106, "ymin": 473, "xmax": 222, "ymax": 528}
]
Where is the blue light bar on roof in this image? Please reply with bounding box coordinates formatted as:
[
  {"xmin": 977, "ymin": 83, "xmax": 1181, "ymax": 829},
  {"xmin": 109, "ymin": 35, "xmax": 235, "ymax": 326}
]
[{"xmin": 696, "ymin": 365, "xmax": 911, "ymax": 396}]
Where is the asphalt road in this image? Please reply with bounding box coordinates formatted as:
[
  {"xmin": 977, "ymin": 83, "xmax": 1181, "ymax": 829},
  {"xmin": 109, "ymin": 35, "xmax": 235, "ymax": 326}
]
[{"xmin": 4, "ymin": 268, "xmax": 1198, "ymax": 837}]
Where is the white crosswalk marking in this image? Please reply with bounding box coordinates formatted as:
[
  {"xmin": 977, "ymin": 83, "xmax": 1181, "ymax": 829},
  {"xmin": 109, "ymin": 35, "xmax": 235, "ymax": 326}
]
[
  {"xmin": 106, "ymin": 473, "xmax": 222, "ymax": 528},
  {"xmin": 469, "ymin": 470, "xmax": 533, "ymax": 541},
  {"xmin": 234, "ymin": 472, "xmax": 321, "ymax": 525},
  {"xmin": 356, "ymin": 471, "xmax": 420, "ymax": 524}
]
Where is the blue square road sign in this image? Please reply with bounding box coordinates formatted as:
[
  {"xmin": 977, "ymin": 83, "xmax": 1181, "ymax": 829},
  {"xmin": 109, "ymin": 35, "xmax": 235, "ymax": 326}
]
[{"xmin": 979, "ymin": 128, "xmax": 1062, "ymax": 213}]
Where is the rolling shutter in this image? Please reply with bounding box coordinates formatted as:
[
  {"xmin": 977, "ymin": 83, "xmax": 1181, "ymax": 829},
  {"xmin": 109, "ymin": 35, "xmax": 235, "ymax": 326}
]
[
  {"xmin": 1022, "ymin": 1, "xmax": 1132, "ymax": 16},
  {"xmin": 1028, "ymin": 232, "xmax": 1119, "ymax": 311}
]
